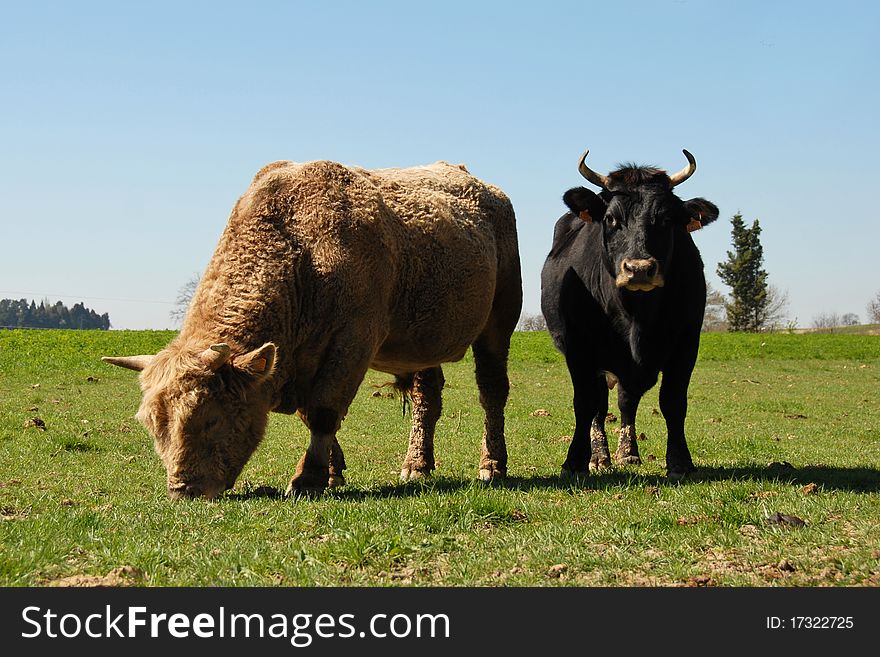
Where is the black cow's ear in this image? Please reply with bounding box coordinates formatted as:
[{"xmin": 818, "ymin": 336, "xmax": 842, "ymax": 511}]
[
  {"xmin": 563, "ymin": 187, "xmax": 607, "ymax": 224},
  {"xmin": 682, "ymin": 198, "xmax": 719, "ymax": 232}
]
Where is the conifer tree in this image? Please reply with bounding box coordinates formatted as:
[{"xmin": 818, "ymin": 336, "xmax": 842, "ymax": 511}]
[{"xmin": 716, "ymin": 213, "xmax": 769, "ymax": 332}]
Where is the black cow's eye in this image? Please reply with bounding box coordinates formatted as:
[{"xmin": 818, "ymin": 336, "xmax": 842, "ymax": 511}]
[{"xmin": 606, "ymin": 215, "xmax": 619, "ymax": 229}]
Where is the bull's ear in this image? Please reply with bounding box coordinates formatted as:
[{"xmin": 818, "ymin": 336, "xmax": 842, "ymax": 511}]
[
  {"xmin": 235, "ymin": 342, "xmax": 277, "ymax": 381},
  {"xmin": 682, "ymin": 198, "xmax": 719, "ymax": 232},
  {"xmin": 563, "ymin": 187, "xmax": 606, "ymax": 224}
]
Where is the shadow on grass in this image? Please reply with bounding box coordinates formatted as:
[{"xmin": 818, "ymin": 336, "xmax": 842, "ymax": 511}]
[
  {"xmin": 224, "ymin": 463, "xmax": 880, "ymax": 501},
  {"xmin": 688, "ymin": 464, "xmax": 880, "ymax": 493},
  {"xmin": 480, "ymin": 464, "xmax": 880, "ymax": 494}
]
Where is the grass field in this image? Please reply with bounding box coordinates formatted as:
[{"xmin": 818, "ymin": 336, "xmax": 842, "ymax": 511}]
[{"xmin": 1, "ymin": 329, "xmax": 879, "ymax": 586}]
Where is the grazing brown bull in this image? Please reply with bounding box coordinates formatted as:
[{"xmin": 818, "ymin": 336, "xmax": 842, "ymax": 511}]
[{"xmin": 104, "ymin": 159, "xmax": 522, "ymax": 499}]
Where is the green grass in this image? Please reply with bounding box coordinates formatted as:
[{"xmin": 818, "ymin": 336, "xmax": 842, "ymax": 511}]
[{"xmin": 1, "ymin": 329, "xmax": 879, "ymax": 586}]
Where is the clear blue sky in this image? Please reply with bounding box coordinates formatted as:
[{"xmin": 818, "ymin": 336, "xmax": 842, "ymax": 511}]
[{"xmin": 2, "ymin": 1, "xmax": 878, "ymax": 330}]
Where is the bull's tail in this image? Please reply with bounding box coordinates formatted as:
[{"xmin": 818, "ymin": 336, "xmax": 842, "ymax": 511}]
[
  {"xmin": 393, "ymin": 374, "xmax": 414, "ymax": 417},
  {"xmin": 370, "ymin": 375, "xmax": 414, "ymax": 417}
]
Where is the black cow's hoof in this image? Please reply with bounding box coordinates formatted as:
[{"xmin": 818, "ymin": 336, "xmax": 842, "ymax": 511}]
[
  {"xmin": 666, "ymin": 466, "xmax": 695, "ymax": 481},
  {"xmin": 614, "ymin": 454, "xmax": 642, "ymax": 466},
  {"xmin": 561, "ymin": 464, "xmax": 589, "ymax": 479}
]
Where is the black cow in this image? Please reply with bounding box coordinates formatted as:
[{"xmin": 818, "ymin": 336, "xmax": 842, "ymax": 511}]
[{"xmin": 541, "ymin": 149, "xmax": 719, "ymax": 478}]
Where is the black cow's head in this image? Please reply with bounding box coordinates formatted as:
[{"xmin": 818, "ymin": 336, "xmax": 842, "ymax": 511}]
[{"xmin": 562, "ymin": 150, "xmax": 719, "ymax": 292}]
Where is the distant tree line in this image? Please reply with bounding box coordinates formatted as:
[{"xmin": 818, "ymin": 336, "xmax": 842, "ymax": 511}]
[
  {"xmin": 811, "ymin": 312, "xmax": 860, "ymax": 332},
  {"xmin": 0, "ymin": 299, "xmax": 110, "ymax": 330}
]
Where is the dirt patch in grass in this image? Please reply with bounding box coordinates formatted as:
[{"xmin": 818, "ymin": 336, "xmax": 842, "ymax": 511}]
[
  {"xmin": 46, "ymin": 566, "xmax": 145, "ymax": 587},
  {"xmin": 1, "ymin": 505, "xmax": 29, "ymax": 521}
]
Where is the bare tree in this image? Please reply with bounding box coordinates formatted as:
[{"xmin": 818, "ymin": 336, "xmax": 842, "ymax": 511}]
[
  {"xmin": 702, "ymin": 282, "xmax": 728, "ymax": 332},
  {"xmin": 517, "ymin": 312, "xmax": 547, "ymax": 332},
  {"xmin": 762, "ymin": 285, "xmax": 790, "ymax": 331},
  {"xmin": 812, "ymin": 312, "xmax": 841, "ymax": 332},
  {"xmin": 841, "ymin": 312, "xmax": 860, "ymax": 327},
  {"xmin": 868, "ymin": 291, "xmax": 880, "ymax": 324},
  {"xmin": 169, "ymin": 272, "xmax": 201, "ymax": 328}
]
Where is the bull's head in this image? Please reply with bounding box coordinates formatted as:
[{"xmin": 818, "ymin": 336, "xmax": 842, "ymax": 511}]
[
  {"xmin": 563, "ymin": 149, "xmax": 719, "ymax": 292},
  {"xmin": 103, "ymin": 341, "xmax": 277, "ymax": 499}
]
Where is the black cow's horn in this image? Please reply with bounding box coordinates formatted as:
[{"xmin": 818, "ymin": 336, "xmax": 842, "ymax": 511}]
[
  {"xmin": 577, "ymin": 150, "xmax": 610, "ymax": 189},
  {"xmin": 668, "ymin": 149, "xmax": 697, "ymax": 187}
]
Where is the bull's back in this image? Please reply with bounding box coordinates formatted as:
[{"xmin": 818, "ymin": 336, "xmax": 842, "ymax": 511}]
[
  {"xmin": 369, "ymin": 164, "xmax": 516, "ymax": 372},
  {"xmin": 233, "ymin": 160, "xmax": 517, "ymax": 374}
]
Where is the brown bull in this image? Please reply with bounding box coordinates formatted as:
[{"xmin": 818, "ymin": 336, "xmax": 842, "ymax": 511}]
[{"xmin": 104, "ymin": 159, "xmax": 522, "ymax": 499}]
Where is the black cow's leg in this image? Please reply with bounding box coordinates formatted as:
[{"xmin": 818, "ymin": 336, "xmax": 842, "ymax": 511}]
[
  {"xmin": 659, "ymin": 351, "xmax": 698, "ymax": 479},
  {"xmin": 472, "ymin": 330, "xmax": 512, "ymax": 481},
  {"xmin": 589, "ymin": 388, "xmax": 612, "ymax": 472},
  {"xmin": 614, "ymin": 385, "xmax": 643, "ymax": 465},
  {"xmin": 400, "ymin": 366, "xmax": 445, "ymax": 481},
  {"xmin": 563, "ymin": 365, "xmax": 610, "ymax": 474}
]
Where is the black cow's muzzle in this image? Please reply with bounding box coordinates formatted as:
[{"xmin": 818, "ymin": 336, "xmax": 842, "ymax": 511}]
[{"xmin": 616, "ymin": 258, "xmax": 664, "ymax": 291}]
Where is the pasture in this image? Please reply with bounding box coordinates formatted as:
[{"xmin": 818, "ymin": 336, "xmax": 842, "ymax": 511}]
[{"xmin": 1, "ymin": 329, "xmax": 878, "ymax": 586}]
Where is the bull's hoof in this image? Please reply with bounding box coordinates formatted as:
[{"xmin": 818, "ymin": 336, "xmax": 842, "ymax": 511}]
[
  {"xmin": 478, "ymin": 465, "xmax": 506, "ymax": 482},
  {"xmin": 286, "ymin": 470, "xmax": 329, "ymax": 498},
  {"xmin": 285, "ymin": 484, "xmax": 325, "ymax": 499},
  {"xmin": 589, "ymin": 454, "xmax": 613, "ymax": 472},
  {"xmin": 400, "ymin": 466, "xmax": 432, "ymax": 482},
  {"xmin": 328, "ymin": 473, "xmax": 346, "ymax": 488}
]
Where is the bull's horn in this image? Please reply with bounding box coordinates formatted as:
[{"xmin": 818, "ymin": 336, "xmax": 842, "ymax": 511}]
[
  {"xmin": 668, "ymin": 149, "xmax": 697, "ymax": 187},
  {"xmin": 201, "ymin": 343, "xmax": 232, "ymax": 371},
  {"xmin": 577, "ymin": 150, "xmax": 610, "ymax": 189},
  {"xmin": 102, "ymin": 355, "xmax": 154, "ymax": 372}
]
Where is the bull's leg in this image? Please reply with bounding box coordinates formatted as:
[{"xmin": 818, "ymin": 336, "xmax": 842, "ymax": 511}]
[
  {"xmin": 400, "ymin": 367, "xmax": 445, "ymax": 481},
  {"xmin": 287, "ymin": 338, "xmax": 373, "ymax": 497},
  {"xmin": 472, "ymin": 332, "xmax": 512, "ymax": 481},
  {"xmin": 659, "ymin": 348, "xmax": 699, "ymax": 479},
  {"xmin": 290, "ymin": 412, "xmax": 347, "ymax": 492},
  {"xmin": 287, "ymin": 407, "xmax": 339, "ymax": 497},
  {"xmin": 328, "ymin": 436, "xmax": 347, "ymax": 488},
  {"xmin": 614, "ymin": 385, "xmax": 643, "ymax": 466}
]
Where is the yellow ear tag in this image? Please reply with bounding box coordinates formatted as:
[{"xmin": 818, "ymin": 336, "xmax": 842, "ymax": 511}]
[
  {"xmin": 578, "ymin": 210, "xmax": 592, "ymax": 223},
  {"xmin": 686, "ymin": 219, "xmax": 702, "ymax": 232}
]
